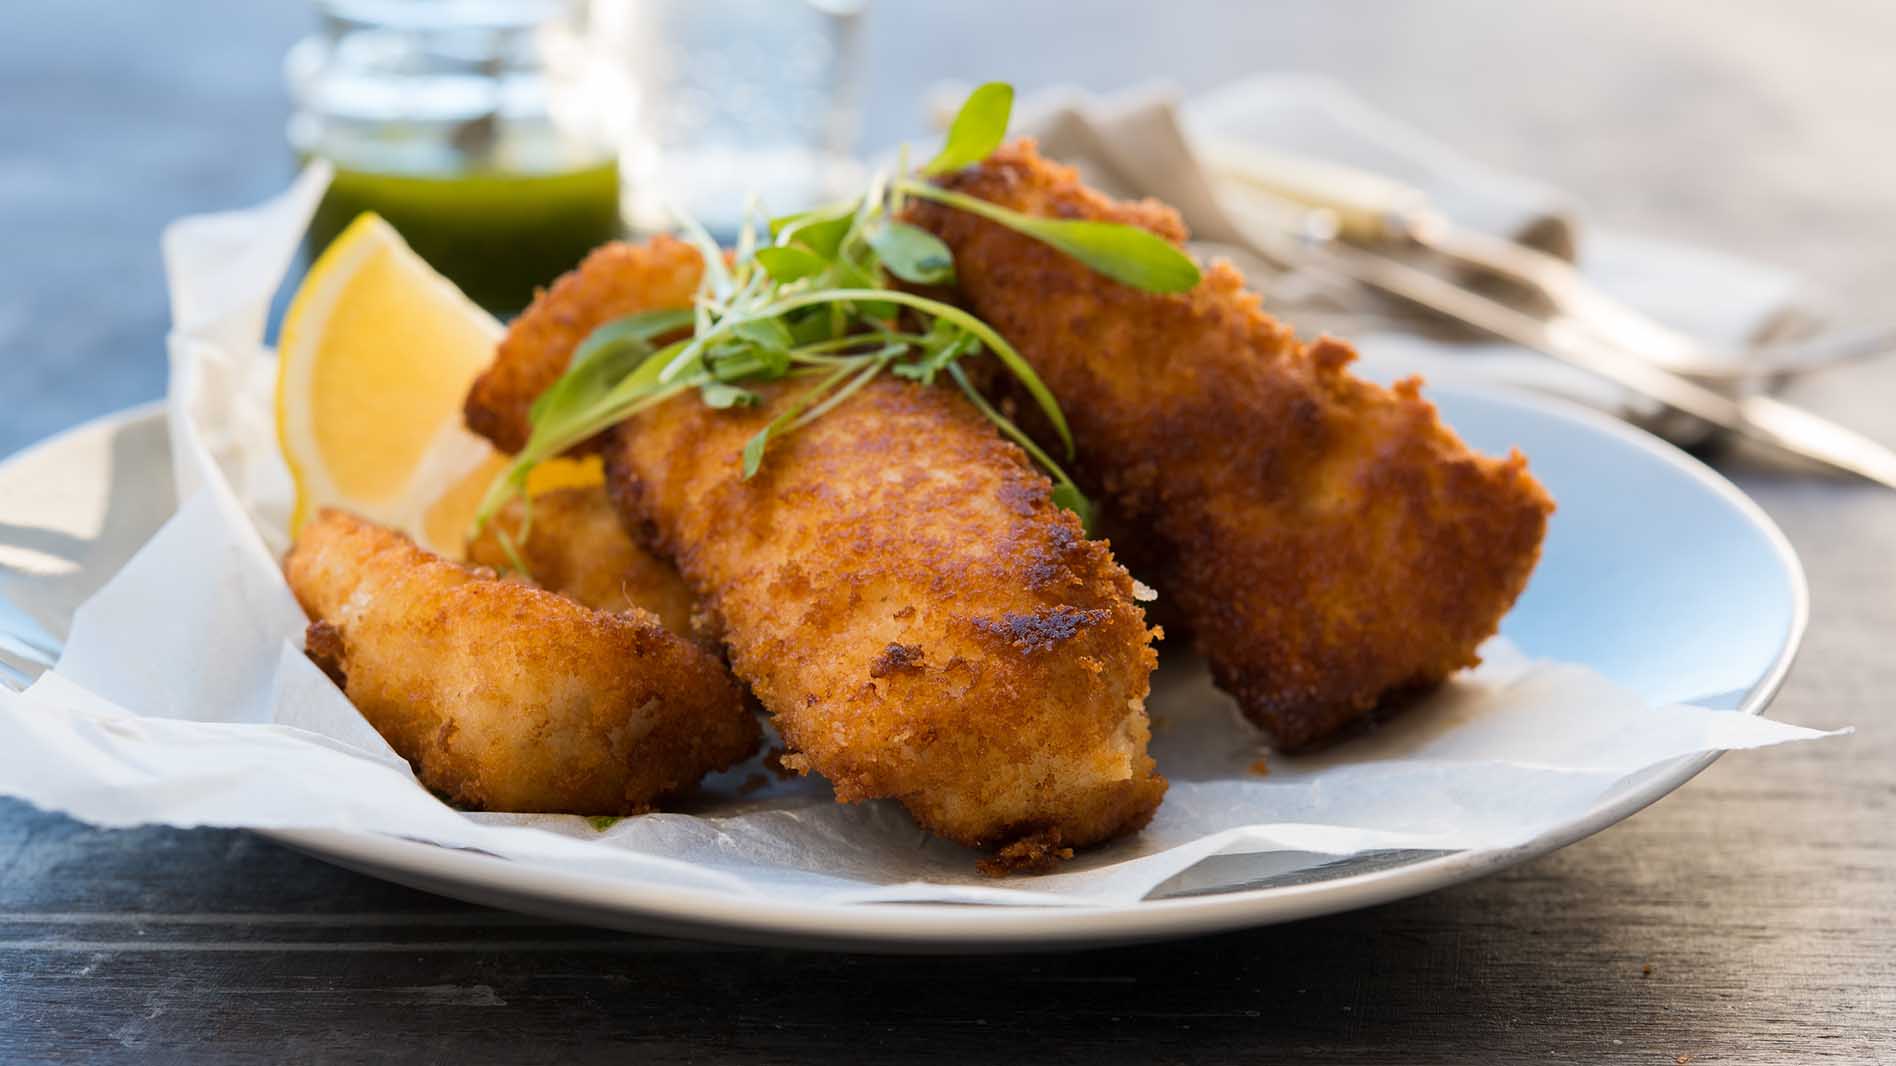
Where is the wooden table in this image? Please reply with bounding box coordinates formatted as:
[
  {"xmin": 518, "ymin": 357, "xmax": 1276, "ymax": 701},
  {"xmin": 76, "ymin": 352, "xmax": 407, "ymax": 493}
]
[{"xmin": 2, "ymin": 1, "xmax": 1890, "ymax": 1061}]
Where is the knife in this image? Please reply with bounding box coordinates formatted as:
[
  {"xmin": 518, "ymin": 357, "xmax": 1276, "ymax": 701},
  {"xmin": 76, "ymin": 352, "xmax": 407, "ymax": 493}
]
[
  {"xmin": 1196, "ymin": 147, "xmax": 1896, "ymax": 489},
  {"xmin": 1199, "ymin": 141, "xmax": 1896, "ymax": 382},
  {"xmin": 1303, "ymin": 235, "xmax": 1896, "ymax": 489}
]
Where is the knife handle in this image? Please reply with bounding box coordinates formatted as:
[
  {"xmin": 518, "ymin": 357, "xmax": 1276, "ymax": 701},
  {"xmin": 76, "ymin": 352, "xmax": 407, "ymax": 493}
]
[{"xmin": 1197, "ymin": 140, "xmax": 1429, "ymax": 243}]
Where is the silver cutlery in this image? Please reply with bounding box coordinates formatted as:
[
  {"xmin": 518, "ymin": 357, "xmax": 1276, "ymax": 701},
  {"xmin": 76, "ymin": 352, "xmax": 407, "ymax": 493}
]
[
  {"xmin": 1201, "ymin": 144, "xmax": 1896, "ymax": 489},
  {"xmin": 1200, "ymin": 143, "xmax": 1895, "ymax": 381}
]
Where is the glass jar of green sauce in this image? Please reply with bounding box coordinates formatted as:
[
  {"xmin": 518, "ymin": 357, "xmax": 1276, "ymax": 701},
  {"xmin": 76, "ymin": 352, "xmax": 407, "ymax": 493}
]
[{"xmin": 287, "ymin": 0, "xmax": 622, "ymax": 313}]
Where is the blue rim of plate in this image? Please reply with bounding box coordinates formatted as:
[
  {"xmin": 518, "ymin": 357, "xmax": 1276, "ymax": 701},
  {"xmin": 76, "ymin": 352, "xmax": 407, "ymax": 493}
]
[{"xmin": 0, "ymin": 384, "xmax": 1808, "ymax": 952}]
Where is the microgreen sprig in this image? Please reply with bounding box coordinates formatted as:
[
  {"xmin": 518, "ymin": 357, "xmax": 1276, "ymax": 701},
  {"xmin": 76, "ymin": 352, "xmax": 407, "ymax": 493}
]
[{"xmin": 472, "ymin": 81, "xmax": 1202, "ymax": 546}]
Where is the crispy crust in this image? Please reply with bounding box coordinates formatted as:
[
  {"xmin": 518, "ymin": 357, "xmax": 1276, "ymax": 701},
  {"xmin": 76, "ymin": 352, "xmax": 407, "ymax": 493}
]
[
  {"xmin": 605, "ymin": 377, "xmax": 1165, "ymax": 854},
  {"xmin": 466, "ymin": 485, "xmax": 699, "ymax": 638},
  {"xmin": 463, "ymin": 237, "xmax": 1167, "ymax": 859},
  {"xmin": 908, "ymin": 140, "xmax": 1555, "ymax": 751},
  {"xmin": 284, "ymin": 509, "xmax": 758, "ymax": 814},
  {"xmin": 463, "ymin": 235, "xmax": 705, "ymax": 454}
]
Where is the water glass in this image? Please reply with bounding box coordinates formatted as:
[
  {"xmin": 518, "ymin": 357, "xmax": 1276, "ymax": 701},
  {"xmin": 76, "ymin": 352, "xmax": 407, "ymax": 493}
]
[{"xmin": 580, "ymin": 0, "xmax": 868, "ymax": 238}]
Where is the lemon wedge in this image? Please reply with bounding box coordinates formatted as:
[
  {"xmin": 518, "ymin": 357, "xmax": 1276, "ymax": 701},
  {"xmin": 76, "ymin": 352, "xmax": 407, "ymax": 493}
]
[{"xmin": 276, "ymin": 212, "xmax": 598, "ymax": 557}]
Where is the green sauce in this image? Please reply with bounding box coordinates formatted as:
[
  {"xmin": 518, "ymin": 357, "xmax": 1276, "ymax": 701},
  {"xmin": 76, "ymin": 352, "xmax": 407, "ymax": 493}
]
[{"xmin": 306, "ymin": 159, "xmax": 622, "ymax": 314}]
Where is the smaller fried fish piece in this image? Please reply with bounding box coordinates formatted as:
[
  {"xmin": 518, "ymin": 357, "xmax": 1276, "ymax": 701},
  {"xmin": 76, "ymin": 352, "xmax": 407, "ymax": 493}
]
[
  {"xmin": 466, "ymin": 485, "xmax": 699, "ymax": 638},
  {"xmin": 285, "ymin": 509, "xmax": 757, "ymax": 814},
  {"xmin": 463, "ymin": 235, "xmax": 705, "ymax": 455}
]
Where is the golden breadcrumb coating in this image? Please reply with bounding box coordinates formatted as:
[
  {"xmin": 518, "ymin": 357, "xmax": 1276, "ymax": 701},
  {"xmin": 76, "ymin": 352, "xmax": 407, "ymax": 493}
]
[
  {"xmin": 606, "ymin": 377, "xmax": 1164, "ymax": 857},
  {"xmin": 284, "ymin": 509, "xmax": 758, "ymax": 814},
  {"xmin": 908, "ymin": 140, "xmax": 1554, "ymax": 751},
  {"xmin": 462, "ymin": 241, "xmax": 1165, "ymax": 861},
  {"xmin": 466, "ymin": 485, "xmax": 698, "ymax": 637},
  {"xmin": 463, "ymin": 235, "xmax": 705, "ymax": 455}
]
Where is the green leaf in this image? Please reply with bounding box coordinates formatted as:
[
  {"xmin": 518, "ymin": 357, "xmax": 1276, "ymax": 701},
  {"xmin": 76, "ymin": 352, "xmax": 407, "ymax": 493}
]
[
  {"xmin": 755, "ymin": 246, "xmax": 828, "ymax": 283},
  {"xmin": 897, "ymin": 181, "xmax": 1202, "ymax": 294},
  {"xmin": 1013, "ymin": 217, "xmax": 1201, "ymax": 293},
  {"xmin": 772, "ymin": 208, "xmax": 854, "ymax": 259},
  {"xmin": 1050, "ymin": 482, "xmax": 1096, "ymax": 533},
  {"xmin": 785, "ymin": 308, "xmax": 838, "ymax": 347},
  {"xmin": 741, "ymin": 425, "xmax": 772, "ymax": 477},
  {"xmin": 769, "ymin": 202, "xmax": 846, "ymax": 236},
  {"xmin": 710, "ymin": 346, "xmax": 790, "ymax": 382},
  {"xmin": 475, "ymin": 345, "xmax": 694, "ymax": 544},
  {"xmin": 528, "ymin": 308, "xmax": 695, "ymax": 426},
  {"xmin": 923, "ymin": 82, "xmax": 1013, "ymax": 176},
  {"xmin": 703, "ymin": 319, "xmax": 794, "ymax": 382},
  {"xmin": 932, "ymin": 326, "xmax": 980, "ymax": 363},
  {"xmin": 831, "ymin": 260, "xmax": 898, "ymax": 320},
  {"xmin": 601, "ymin": 337, "xmax": 697, "ymax": 407},
  {"xmin": 892, "ymin": 322, "xmax": 977, "ymax": 385},
  {"xmin": 733, "ymin": 318, "xmax": 793, "ymax": 351},
  {"xmin": 763, "ymin": 286, "xmax": 1075, "ymax": 458},
  {"xmin": 866, "ymin": 220, "xmax": 956, "ymax": 284},
  {"xmin": 701, "ymin": 382, "xmax": 760, "ymax": 409},
  {"xmin": 586, "ymin": 815, "xmax": 622, "ymax": 831}
]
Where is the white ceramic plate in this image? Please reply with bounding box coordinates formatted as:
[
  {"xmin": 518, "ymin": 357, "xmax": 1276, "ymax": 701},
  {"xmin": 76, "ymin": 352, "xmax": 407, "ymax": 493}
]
[{"xmin": 0, "ymin": 385, "xmax": 1806, "ymax": 952}]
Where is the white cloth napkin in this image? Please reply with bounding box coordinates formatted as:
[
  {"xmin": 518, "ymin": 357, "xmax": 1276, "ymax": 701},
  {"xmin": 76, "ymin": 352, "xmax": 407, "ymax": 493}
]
[{"xmin": 930, "ymin": 76, "xmax": 1821, "ymax": 427}]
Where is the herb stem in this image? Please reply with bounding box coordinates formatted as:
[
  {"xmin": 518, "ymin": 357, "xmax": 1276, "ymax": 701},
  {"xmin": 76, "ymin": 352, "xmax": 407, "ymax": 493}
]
[
  {"xmin": 469, "ymin": 378, "xmax": 695, "ymax": 537},
  {"xmin": 792, "ymin": 332, "xmax": 927, "ymax": 356},
  {"xmin": 491, "ymin": 522, "xmax": 531, "ymax": 576},
  {"xmin": 477, "ymin": 81, "xmax": 1152, "ymax": 531},
  {"xmin": 893, "ymin": 180, "xmax": 1025, "ymax": 233},
  {"xmin": 789, "ymin": 357, "xmax": 887, "ymax": 432},
  {"xmin": 476, "ymin": 81, "xmax": 1123, "ymax": 534},
  {"xmin": 756, "ymin": 287, "xmax": 1075, "ymax": 458},
  {"xmin": 945, "ymin": 362, "xmax": 1080, "ymax": 497},
  {"xmin": 894, "ymin": 179, "xmax": 1201, "ymax": 294},
  {"xmin": 740, "ymin": 361, "xmax": 859, "ymax": 477}
]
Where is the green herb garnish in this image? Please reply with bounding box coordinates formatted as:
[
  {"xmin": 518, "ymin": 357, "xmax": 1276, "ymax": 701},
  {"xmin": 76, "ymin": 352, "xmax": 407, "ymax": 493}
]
[
  {"xmin": 890, "ymin": 183, "xmax": 1201, "ymax": 293},
  {"xmin": 471, "ymin": 81, "xmax": 1202, "ymax": 543},
  {"xmin": 865, "ymin": 220, "xmax": 956, "ymax": 285},
  {"xmin": 923, "ymin": 82, "xmax": 1014, "ymax": 176}
]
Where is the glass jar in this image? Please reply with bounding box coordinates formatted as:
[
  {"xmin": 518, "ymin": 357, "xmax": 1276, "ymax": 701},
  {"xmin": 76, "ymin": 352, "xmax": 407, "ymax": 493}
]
[
  {"xmin": 287, "ymin": 0, "xmax": 621, "ymax": 312},
  {"xmin": 588, "ymin": 0, "xmax": 868, "ymax": 239}
]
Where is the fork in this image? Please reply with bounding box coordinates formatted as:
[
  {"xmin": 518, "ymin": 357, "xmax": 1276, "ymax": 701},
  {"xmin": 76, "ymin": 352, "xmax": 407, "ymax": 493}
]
[{"xmin": 1200, "ymin": 142, "xmax": 1896, "ymax": 381}]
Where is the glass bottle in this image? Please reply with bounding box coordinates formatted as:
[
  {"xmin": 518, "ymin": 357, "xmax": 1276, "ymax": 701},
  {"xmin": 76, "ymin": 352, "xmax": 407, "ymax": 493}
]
[{"xmin": 287, "ymin": 0, "xmax": 621, "ymax": 312}]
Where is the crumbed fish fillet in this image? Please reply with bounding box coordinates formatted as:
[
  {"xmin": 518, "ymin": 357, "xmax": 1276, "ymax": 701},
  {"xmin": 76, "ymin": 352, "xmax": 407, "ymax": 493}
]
[
  {"xmin": 285, "ymin": 509, "xmax": 758, "ymax": 814},
  {"xmin": 908, "ymin": 140, "xmax": 1554, "ymax": 750}
]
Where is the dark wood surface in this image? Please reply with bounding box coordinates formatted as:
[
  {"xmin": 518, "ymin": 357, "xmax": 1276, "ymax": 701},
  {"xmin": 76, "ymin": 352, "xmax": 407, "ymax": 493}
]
[{"xmin": 2, "ymin": 1, "xmax": 1891, "ymax": 1062}]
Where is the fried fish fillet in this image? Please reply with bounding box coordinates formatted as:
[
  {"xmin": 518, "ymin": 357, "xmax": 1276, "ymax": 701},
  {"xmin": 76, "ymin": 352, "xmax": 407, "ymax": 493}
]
[
  {"xmin": 466, "ymin": 485, "xmax": 699, "ymax": 637},
  {"xmin": 464, "ymin": 235, "xmax": 706, "ymax": 455},
  {"xmin": 605, "ymin": 377, "xmax": 1165, "ymax": 866},
  {"xmin": 463, "ymin": 242, "xmax": 1166, "ymax": 867},
  {"xmin": 908, "ymin": 140, "xmax": 1554, "ymax": 751},
  {"xmin": 285, "ymin": 509, "xmax": 758, "ymax": 814}
]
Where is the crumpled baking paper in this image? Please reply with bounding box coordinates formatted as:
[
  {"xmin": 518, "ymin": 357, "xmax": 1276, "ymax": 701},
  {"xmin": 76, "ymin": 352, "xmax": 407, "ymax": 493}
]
[{"xmin": 0, "ymin": 166, "xmax": 1841, "ymax": 908}]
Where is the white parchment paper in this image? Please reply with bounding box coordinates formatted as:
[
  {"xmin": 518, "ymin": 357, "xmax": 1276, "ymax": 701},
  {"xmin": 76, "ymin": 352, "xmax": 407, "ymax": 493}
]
[{"xmin": 0, "ymin": 168, "xmax": 1841, "ymax": 907}]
